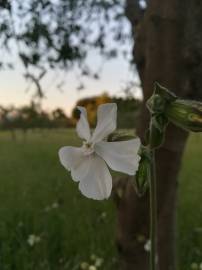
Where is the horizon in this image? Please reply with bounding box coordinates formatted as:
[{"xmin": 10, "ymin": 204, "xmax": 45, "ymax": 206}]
[{"xmin": 1, "ymin": 48, "xmax": 142, "ymax": 118}]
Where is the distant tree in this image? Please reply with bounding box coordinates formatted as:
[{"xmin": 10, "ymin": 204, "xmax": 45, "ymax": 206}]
[
  {"xmin": 0, "ymin": 103, "xmax": 74, "ymax": 134},
  {"xmin": 16, "ymin": 102, "xmax": 57, "ymax": 131},
  {"xmin": 112, "ymin": 97, "xmax": 141, "ymax": 128},
  {"xmin": 72, "ymin": 93, "xmax": 111, "ymax": 127},
  {"xmin": 72, "ymin": 94, "xmax": 141, "ymax": 128},
  {"xmin": 18, "ymin": 104, "xmax": 37, "ymax": 129},
  {"xmin": 51, "ymin": 108, "xmax": 73, "ymax": 128},
  {"xmin": 0, "ymin": 106, "xmax": 18, "ymax": 140}
]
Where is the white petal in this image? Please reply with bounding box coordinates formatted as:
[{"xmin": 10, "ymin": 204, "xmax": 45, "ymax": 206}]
[
  {"xmin": 78, "ymin": 154, "xmax": 112, "ymax": 200},
  {"xmin": 71, "ymin": 155, "xmax": 91, "ymax": 182},
  {"xmin": 76, "ymin": 106, "xmax": 91, "ymax": 141},
  {"xmin": 94, "ymin": 138, "xmax": 141, "ymax": 175},
  {"xmin": 91, "ymin": 103, "xmax": 117, "ymax": 143},
  {"xmin": 58, "ymin": 146, "xmax": 84, "ymax": 181}
]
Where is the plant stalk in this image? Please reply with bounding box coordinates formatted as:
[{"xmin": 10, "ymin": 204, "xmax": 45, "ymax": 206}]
[{"xmin": 149, "ymin": 126, "xmax": 158, "ymax": 270}]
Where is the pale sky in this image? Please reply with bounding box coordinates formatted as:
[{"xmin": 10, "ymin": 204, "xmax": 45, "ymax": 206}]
[
  {"xmin": 0, "ymin": 17, "xmax": 142, "ymax": 117},
  {"xmin": 0, "ymin": 51, "xmax": 142, "ymax": 116}
]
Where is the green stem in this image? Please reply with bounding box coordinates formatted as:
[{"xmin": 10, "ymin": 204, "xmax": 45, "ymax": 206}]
[
  {"xmin": 149, "ymin": 149, "xmax": 157, "ymax": 270},
  {"xmin": 149, "ymin": 125, "xmax": 158, "ymax": 270}
]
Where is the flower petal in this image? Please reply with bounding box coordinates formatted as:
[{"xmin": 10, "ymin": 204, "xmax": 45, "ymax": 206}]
[
  {"xmin": 94, "ymin": 138, "xmax": 141, "ymax": 175},
  {"xmin": 77, "ymin": 154, "xmax": 112, "ymax": 200},
  {"xmin": 71, "ymin": 155, "xmax": 91, "ymax": 182},
  {"xmin": 76, "ymin": 106, "xmax": 91, "ymax": 141},
  {"xmin": 91, "ymin": 103, "xmax": 117, "ymax": 143},
  {"xmin": 58, "ymin": 146, "xmax": 84, "ymax": 181}
]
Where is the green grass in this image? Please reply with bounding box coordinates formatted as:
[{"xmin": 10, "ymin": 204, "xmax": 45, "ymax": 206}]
[
  {"xmin": 178, "ymin": 133, "xmax": 202, "ymax": 269},
  {"xmin": 0, "ymin": 129, "xmax": 201, "ymax": 269},
  {"xmin": 0, "ymin": 130, "xmax": 117, "ymax": 270}
]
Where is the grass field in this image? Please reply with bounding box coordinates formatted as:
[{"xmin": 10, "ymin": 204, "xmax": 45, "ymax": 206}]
[{"xmin": 0, "ymin": 129, "xmax": 201, "ymax": 270}]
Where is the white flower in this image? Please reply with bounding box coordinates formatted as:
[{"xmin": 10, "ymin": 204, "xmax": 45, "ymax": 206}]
[
  {"xmin": 59, "ymin": 103, "xmax": 140, "ymax": 200},
  {"xmin": 191, "ymin": 263, "xmax": 198, "ymax": 270},
  {"xmin": 80, "ymin": 262, "xmax": 89, "ymax": 269},
  {"xmin": 90, "ymin": 254, "xmax": 97, "ymax": 261},
  {"xmin": 88, "ymin": 266, "xmax": 97, "ymax": 270},
  {"xmin": 52, "ymin": 202, "xmax": 59, "ymax": 209},
  {"xmin": 144, "ymin": 239, "xmax": 151, "ymax": 252},
  {"xmin": 27, "ymin": 234, "xmax": 41, "ymax": 246},
  {"xmin": 95, "ymin": 257, "xmax": 103, "ymax": 267}
]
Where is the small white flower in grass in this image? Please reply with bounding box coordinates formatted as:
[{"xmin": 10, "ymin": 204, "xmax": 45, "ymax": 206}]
[
  {"xmin": 80, "ymin": 262, "xmax": 89, "ymax": 269},
  {"xmin": 52, "ymin": 202, "xmax": 59, "ymax": 209},
  {"xmin": 59, "ymin": 103, "xmax": 141, "ymax": 200},
  {"xmin": 90, "ymin": 254, "xmax": 97, "ymax": 261},
  {"xmin": 144, "ymin": 239, "xmax": 151, "ymax": 252},
  {"xmin": 191, "ymin": 262, "xmax": 198, "ymax": 270},
  {"xmin": 88, "ymin": 266, "xmax": 97, "ymax": 270},
  {"xmin": 27, "ymin": 234, "xmax": 41, "ymax": 246},
  {"xmin": 95, "ymin": 257, "xmax": 103, "ymax": 267}
]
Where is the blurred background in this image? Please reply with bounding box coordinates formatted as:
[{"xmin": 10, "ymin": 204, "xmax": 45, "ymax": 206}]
[{"xmin": 0, "ymin": 1, "xmax": 202, "ymax": 270}]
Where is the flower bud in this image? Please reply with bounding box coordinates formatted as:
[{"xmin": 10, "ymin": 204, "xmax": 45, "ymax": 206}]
[
  {"xmin": 147, "ymin": 82, "xmax": 177, "ymax": 115},
  {"xmin": 166, "ymin": 99, "xmax": 202, "ymax": 132},
  {"xmin": 147, "ymin": 94, "xmax": 166, "ymax": 114},
  {"xmin": 145, "ymin": 115, "xmax": 168, "ymax": 149},
  {"xmin": 149, "ymin": 124, "xmax": 165, "ymax": 149},
  {"xmin": 153, "ymin": 82, "xmax": 177, "ymax": 101},
  {"xmin": 134, "ymin": 147, "xmax": 150, "ymax": 196}
]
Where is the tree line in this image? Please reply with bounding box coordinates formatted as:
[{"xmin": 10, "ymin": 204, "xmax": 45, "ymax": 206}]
[
  {"xmin": 0, "ymin": 95, "xmax": 141, "ymax": 134},
  {"xmin": 0, "ymin": 102, "xmax": 73, "ymax": 132},
  {"xmin": 73, "ymin": 94, "xmax": 141, "ymax": 128}
]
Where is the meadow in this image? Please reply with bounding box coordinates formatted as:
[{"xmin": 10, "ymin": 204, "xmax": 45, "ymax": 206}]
[{"xmin": 0, "ymin": 129, "xmax": 201, "ymax": 270}]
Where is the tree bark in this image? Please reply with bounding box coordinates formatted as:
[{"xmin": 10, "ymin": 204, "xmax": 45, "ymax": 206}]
[{"xmin": 115, "ymin": 0, "xmax": 202, "ymax": 269}]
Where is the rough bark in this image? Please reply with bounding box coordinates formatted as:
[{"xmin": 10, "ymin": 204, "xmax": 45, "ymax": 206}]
[{"xmin": 115, "ymin": 0, "xmax": 202, "ymax": 269}]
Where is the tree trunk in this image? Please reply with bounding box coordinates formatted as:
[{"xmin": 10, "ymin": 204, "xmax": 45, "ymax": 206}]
[{"xmin": 115, "ymin": 0, "xmax": 202, "ymax": 269}]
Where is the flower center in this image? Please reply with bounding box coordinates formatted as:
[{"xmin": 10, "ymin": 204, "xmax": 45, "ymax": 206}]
[{"xmin": 82, "ymin": 141, "xmax": 94, "ymax": 156}]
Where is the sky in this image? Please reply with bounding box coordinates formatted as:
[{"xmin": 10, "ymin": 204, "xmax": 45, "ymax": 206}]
[
  {"xmin": 0, "ymin": 11, "xmax": 142, "ymax": 117},
  {"xmin": 0, "ymin": 51, "xmax": 142, "ymax": 116}
]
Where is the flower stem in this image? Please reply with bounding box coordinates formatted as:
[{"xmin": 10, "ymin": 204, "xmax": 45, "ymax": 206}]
[
  {"xmin": 149, "ymin": 149, "xmax": 157, "ymax": 270},
  {"xmin": 149, "ymin": 125, "xmax": 158, "ymax": 270}
]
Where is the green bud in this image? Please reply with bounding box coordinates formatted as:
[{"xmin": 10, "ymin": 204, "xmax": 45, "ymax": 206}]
[
  {"xmin": 154, "ymin": 82, "xmax": 177, "ymax": 102},
  {"xmin": 146, "ymin": 83, "xmax": 178, "ymax": 148},
  {"xmin": 147, "ymin": 83, "xmax": 177, "ymax": 115},
  {"xmin": 166, "ymin": 99, "xmax": 202, "ymax": 132},
  {"xmin": 151, "ymin": 114, "xmax": 168, "ymax": 132},
  {"xmin": 149, "ymin": 125, "xmax": 165, "ymax": 149},
  {"xmin": 134, "ymin": 146, "xmax": 150, "ymax": 196},
  {"xmin": 145, "ymin": 115, "xmax": 168, "ymax": 149},
  {"xmin": 147, "ymin": 94, "xmax": 166, "ymax": 114}
]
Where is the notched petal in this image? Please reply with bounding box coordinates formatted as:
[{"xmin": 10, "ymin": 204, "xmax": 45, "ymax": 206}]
[
  {"xmin": 76, "ymin": 106, "xmax": 91, "ymax": 141},
  {"xmin": 91, "ymin": 103, "xmax": 117, "ymax": 143}
]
